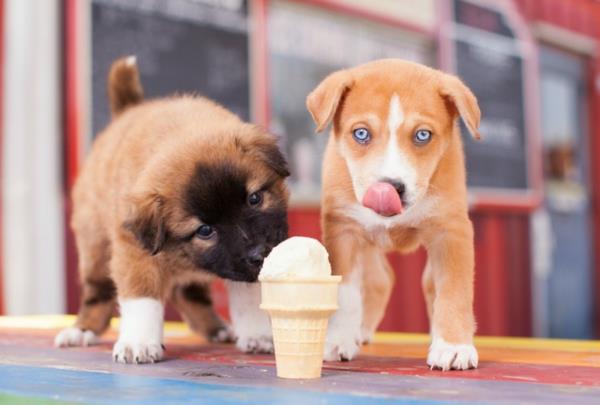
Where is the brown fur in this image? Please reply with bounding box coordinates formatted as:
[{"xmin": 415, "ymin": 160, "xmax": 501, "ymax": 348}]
[
  {"xmin": 307, "ymin": 59, "xmax": 481, "ymax": 367},
  {"xmin": 108, "ymin": 57, "xmax": 144, "ymax": 117},
  {"xmin": 68, "ymin": 57, "xmax": 288, "ymax": 344}
]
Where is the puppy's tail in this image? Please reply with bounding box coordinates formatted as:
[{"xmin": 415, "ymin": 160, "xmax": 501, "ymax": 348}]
[{"xmin": 108, "ymin": 56, "xmax": 143, "ymax": 117}]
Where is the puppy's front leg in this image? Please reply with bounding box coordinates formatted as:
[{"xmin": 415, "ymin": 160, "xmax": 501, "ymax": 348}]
[
  {"xmin": 324, "ymin": 276, "xmax": 363, "ymax": 361},
  {"xmin": 323, "ymin": 231, "xmax": 364, "ymax": 361},
  {"xmin": 111, "ymin": 247, "xmax": 165, "ymax": 364},
  {"xmin": 425, "ymin": 223, "xmax": 478, "ymax": 371},
  {"xmin": 360, "ymin": 248, "xmax": 394, "ymax": 344},
  {"xmin": 227, "ymin": 281, "xmax": 273, "ymax": 353},
  {"xmin": 113, "ymin": 297, "xmax": 164, "ymax": 364}
]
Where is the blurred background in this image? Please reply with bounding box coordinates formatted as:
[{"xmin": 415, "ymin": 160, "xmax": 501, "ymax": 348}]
[{"xmin": 1, "ymin": 0, "xmax": 599, "ymax": 340}]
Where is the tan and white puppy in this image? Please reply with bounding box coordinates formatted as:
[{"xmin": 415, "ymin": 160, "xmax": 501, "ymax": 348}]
[{"xmin": 307, "ymin": 59, "xmax": 481, "ymax": 370}]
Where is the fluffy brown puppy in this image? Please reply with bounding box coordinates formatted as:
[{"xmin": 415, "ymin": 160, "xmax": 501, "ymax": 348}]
[
  {"xmin": 307, "ymin": 59, "xmax": 481, "ymax": 370},
  {"xmin": 55, "ymin": 57, "xmax": 289, "ymax": 363}
]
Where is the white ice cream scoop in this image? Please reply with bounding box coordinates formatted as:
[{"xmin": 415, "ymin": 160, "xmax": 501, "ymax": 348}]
[{"xmin": 259, "ymin": 236, "xmax": 331, "ymax": 280}]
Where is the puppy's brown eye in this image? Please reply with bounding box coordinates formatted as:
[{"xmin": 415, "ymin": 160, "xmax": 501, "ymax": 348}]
[
  {"xmin": 196, "ymin": 224, "xmax": 214, "ymax": 239},
  {"xmin": 248, "ymin": 192, "xmax": 263, "ymax": 207}
]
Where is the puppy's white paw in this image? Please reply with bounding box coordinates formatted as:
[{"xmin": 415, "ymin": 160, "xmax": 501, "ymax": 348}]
[
  {"xmin": 227, "ymin": 281, "xmax": 273, "ymax": 354},
  {"xmin": 236, "ymin": 335, "xmax": 273, "ymax": 354},
  {"xmin": 323, "ymin": 282, "xmax": 362, "ymax": 361},
  {"xmin": 112, "ymin": 340, "xmax": 164, "ymax": 364},
  {"xmin": 54, "ymin": 327, "xmax": 98, "ymax": 347},
  {"xmin": 427, "ymin": 337, "xmax": 478, "ymax": 371},
  {"xmin": 324, "ymin": 334, "xmax": 361, "ymax": 362},
  {"xmin": 115, "ymin": 297, "xmax": 164, "ymax": 364}
]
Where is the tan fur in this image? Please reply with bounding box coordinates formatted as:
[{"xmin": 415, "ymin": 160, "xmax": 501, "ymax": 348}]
[
  {"xmin": 107, "ymin": 57, "xmax": 143, "ymax": 117},
  {"xmin": 69, "ymin": 58, "xmax": 288, "ymax": 341},
  {"xmin": 308, "ymin": 59, "xmax": 481, "ymax": 364}
]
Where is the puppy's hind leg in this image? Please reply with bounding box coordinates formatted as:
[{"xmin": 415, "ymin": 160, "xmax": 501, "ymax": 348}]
[
  {"xmin": 323, "ymin": 231, "xmax": 364, "ymax": 362},
  {"xmin": 171, "ymin": 282, "xmax": 234, "ymax": 343},
  {"xmin": 55, "ymin": 233, "xmax": 115, "ymax": 348}
]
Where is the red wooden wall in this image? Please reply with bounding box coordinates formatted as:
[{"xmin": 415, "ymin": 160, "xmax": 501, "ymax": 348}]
[
  {"xmin": 288, "ymin": 209, "xmax": 532, "ymax": 336},
  {"xmin": 516, "ymin": 0, "xmax": 600, "ymax": 36}
]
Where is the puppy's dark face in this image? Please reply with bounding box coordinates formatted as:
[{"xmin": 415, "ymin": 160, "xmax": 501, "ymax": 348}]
[
  {"xmin": 125, "ymin": 131, "xmax": 290, "ymax": 282},
  {"xmin": 180, "ymin": 160, "xmax": 289, "ymax": 281}
]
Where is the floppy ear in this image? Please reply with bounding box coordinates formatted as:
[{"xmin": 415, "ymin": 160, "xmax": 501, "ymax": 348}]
[
  {"xmin": 256, "ymin": 137, "xmax": 290, "ymax": 178},
  {"xmin": 439, "ymin": 74, "xmax": 482, "ymax": 140},
  {"xmin": 306, "ymin": 70, "xmax": 354, "ymax": 132},
  {"xmin": 123, "ymin": 192, "xmax": 167, "ymax": 255}
]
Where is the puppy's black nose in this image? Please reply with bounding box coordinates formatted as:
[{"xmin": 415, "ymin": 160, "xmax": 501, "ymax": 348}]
[
  {"xmin": 246, "ymin": 245, "xmax": 267, "ymax": 268},
  {"xmin": 383, "ymin": 178, "xmax": 406, "ymax": 200}
]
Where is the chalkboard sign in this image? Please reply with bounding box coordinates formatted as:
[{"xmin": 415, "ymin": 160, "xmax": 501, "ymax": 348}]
[
  {"xmin": 91, "ymin": 0, "xmax": 249, "ymax": 137},
  {"xmin": 452, "ymin": 0, "xmax": 529, "ymax": 190}
]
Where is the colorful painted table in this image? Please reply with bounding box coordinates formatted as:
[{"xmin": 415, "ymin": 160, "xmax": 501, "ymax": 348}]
[{"xmin": 0, "ymin": 316, "xmax": 599, "ymax": 404}]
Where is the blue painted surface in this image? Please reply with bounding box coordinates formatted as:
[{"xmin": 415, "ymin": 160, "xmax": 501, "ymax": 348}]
[
  {"xmin": 539, "ymin": 46, "xmax": 595, "ymax": 340},
  {"xmin": 0, "ymin": 364, "xmax": 451, "ymax": 405}
]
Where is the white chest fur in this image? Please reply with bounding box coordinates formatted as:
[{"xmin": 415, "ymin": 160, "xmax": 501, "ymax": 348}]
[{"xmin": 342, "ymin": 197, "xmax": 438, "ymax": 248}]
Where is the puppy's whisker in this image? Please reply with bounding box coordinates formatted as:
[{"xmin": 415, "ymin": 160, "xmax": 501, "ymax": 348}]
[{"xmin": 236, "ymin": 224, "xmax": 250, "ymax": 243}]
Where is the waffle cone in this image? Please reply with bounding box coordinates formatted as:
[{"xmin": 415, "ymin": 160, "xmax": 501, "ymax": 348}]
[{"xmin": 260, "ymin": 276, "xmax": 341, "ymax": 379}]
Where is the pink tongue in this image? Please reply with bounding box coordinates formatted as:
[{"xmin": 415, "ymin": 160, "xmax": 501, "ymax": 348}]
[{"xmin": 362, "ymin": 182, "xmax": 403, "ymax": 217}]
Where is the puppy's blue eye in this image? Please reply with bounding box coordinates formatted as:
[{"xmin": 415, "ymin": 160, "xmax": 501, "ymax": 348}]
[
  {"xmin": 414, "ymin": 129, "xmax": 432, "ymax": 144},
  {"xmin": 248, "ymin": 192, "xmax": 262, "ymax": 207},
  {"xmin": 352, "ymin": 128, "xmax": 371, "ymax": 144},
  {"xmin": 196, "ymin": 224, "xmax": 214, "ymax": 239}
]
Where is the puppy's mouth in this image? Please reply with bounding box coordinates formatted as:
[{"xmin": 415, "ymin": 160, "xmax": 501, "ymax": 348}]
[
  {"xmin": 218, "ymin": 266, "xmax": 261, "ymax": 282},
  {"xmin": 227, "ymin": 254, "xmax": 270, "ymax": 282},
  {"xmin": 362, "ymin": 182, "xmax": 407, "ymax": 217},
  {"xmin": 243, "ymin": 264, "xmax": 263, "ymax": 282}
]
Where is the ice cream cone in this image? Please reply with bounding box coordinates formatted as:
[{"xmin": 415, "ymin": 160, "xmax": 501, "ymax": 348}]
[{"xmin": 260, "ymin": 276, "xmax": 341, "ymax": 379}]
